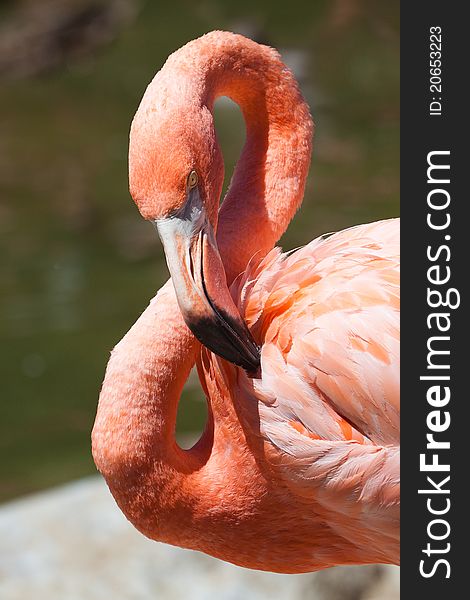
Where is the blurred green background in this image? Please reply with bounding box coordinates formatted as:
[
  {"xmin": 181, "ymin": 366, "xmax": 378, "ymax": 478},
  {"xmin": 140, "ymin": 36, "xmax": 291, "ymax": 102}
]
[{"xmin": 0, "ymin": 0, "xmax": 399, "ymax": 502}]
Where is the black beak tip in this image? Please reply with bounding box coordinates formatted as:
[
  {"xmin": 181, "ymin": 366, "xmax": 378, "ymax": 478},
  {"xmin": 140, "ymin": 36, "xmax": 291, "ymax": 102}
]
[
  {"xmin": 243, "ymin": 359, "xmax": 262, "ymax": 379},
  {"xmin": 237, "ymin": 348, "xmax": 261, "ymax": 374},
  {"xmin": 185, "ymin": 314, "xmax": 261, "ymax": 375}
]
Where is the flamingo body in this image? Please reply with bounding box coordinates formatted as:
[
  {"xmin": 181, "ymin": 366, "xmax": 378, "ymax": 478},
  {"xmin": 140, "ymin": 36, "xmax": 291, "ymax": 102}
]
[
  {"xmin": 92, "ymin": 31, "xmax": 400, "ymax": 573},
  {"xmin": 196, "ymin": 218, "xmax": 399, "ymax": 570}
]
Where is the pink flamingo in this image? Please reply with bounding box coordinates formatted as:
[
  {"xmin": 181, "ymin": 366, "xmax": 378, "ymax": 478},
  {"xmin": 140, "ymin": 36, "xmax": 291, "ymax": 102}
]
[{"xmin": 92, "ymin": 31, "xmax": 399, "ymax": 573}]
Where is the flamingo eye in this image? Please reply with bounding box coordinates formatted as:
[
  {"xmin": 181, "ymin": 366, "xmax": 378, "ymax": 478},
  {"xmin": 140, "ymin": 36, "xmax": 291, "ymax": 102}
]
[{"xmin": 187, "ymin": 170, "xmax": 198, "ymax": 189}]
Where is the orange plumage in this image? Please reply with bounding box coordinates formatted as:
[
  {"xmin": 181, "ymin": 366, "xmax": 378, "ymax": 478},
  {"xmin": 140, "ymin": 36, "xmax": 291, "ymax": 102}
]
[{"xmin": 92, "ymin": 31, "xmax": 399, "ymax": 573}]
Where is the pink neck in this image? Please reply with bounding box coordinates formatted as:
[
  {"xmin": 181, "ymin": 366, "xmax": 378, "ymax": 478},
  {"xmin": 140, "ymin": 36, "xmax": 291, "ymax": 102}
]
[
  {"xmin": 93, "ymin": 32, "xmax": 312, "ymax": 549},
  {"xmin": 189, "ymin": 33, "xmax": 313, "ymax": 282},
  {"xmin": 92, "ymin": 282, "xmax": 207, "ymax": 537}
]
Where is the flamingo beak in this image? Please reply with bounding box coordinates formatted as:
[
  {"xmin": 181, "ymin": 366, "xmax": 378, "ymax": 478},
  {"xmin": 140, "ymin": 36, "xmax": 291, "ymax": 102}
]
[{"xmin": 155, "ymin": 186, "xmax": 260, "ymax": 372}]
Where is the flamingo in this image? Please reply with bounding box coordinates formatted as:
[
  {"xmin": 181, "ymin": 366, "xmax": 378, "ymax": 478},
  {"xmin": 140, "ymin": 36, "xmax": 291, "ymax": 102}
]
[{"xmin": 92, "ymin": 31, "xmax": 399, "ymax": 573}]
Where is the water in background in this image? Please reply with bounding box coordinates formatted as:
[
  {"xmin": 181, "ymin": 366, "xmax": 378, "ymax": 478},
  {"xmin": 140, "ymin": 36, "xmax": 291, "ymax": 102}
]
[{"xmin": 0, "ymin": 0, "xmax": 399, "ymax": 501}]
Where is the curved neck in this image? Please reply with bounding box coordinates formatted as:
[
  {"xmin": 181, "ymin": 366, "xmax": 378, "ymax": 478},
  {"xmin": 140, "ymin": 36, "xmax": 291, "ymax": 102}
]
[
  {"xmin": 92, "ymin": 281, "xmax": 209, "ymax": 537},
  {"xmin": 92, "ymin": 280, "xmax": 254, "ymax": 545},
  {"xmin": 186, "ymin": 33, "xmax": 313, "ymax": 282},
  {"xmin": 93, "ymin": 32, "xmax": 313, "ymax": 553}
]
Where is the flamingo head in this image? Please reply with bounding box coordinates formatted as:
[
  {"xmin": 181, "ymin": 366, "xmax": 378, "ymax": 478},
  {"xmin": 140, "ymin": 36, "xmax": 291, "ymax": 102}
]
[{"xmin": 129, "ymin": 102, "xmax": 260, "ymax": 372}]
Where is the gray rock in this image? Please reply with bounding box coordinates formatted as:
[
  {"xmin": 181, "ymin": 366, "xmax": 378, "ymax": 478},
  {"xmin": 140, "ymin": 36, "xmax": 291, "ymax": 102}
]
[{"xmin": 0, "ymin": 477, "xmax": 399, "ymax": 599}]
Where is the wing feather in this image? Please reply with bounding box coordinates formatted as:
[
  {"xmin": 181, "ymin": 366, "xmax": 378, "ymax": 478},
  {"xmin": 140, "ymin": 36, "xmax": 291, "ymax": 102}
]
[{"xmin": 235, "ymin": 218, "xmax": 400, "ymax": 449}]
